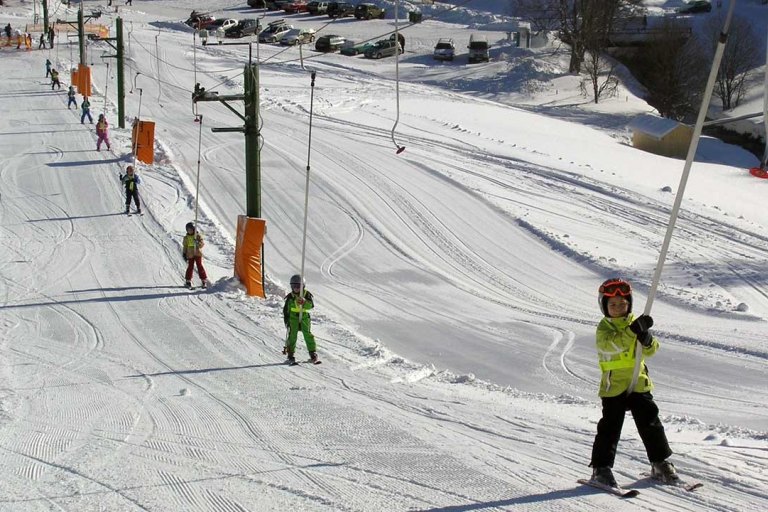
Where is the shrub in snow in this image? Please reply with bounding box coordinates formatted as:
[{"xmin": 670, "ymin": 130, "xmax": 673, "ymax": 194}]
[{"xmin": 735, "ymin": 302, "xmax": 749, "ymax": 312}]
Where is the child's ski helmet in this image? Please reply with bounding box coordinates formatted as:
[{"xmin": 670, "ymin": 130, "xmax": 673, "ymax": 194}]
[
  {"xmin": 185, "ymin": 222, "xmax": 195, "ymax": 232},
  {"xmin": 289, "ymin": 274, "xmax": 302, "ymax": 286},
  {"xmin": 598, "ymin": 277, "xmax": 632, "ymax": 316}
]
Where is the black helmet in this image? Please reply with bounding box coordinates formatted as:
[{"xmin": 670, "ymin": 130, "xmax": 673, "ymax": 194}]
[
  {"xmin": 185, "ymin": 222, "xmax": 195, "ymax": 232},
  {"xmin": 598, "ymin": 277, "xmax": 632, "ymax": 316},
  {"xmin": 289, "ymin": 274, "xmax": 303, "ymax": 286}
]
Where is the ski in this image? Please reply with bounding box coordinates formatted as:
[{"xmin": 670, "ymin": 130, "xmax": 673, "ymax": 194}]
[
  {"xmin": 577, "ymin": 479, "xmax": 639, "ymax": 498},
  {"xmin": 642, "ymin": 474, "xmax": 703, "ymax": 492}
]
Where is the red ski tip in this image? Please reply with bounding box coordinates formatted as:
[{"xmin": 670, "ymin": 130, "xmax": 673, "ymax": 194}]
[
  {"xmin": 396, "ymin": 146, "xmax": 405, "ymax": 154},
  {"xmin": 749, "ymin": 167, "xmax": 768, "ymax": 179}
]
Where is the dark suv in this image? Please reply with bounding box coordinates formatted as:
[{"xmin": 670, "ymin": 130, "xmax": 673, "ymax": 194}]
[
  {"xmin": 354, "ymin": 3, "xmax": 385, "ymax": 20},
  {"xmin": 247, "ymin": 0, "xmax": 266, "ymax": 7},
  {"xmin": 315, "ymin": 34, "xmax": 346, "ymax": 52},
  {"xmin": 225, "ymin": 19, "xmax": 260, "ymax": 38},
  {"xmin": 307, "ymin": 1, "xmax": 329, "ymax": 15},
  {"xmin": 327, "ymin": 2, "xmax": 354, "ymax": 18}
]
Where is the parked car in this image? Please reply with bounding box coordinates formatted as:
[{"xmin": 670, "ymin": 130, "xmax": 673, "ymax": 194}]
[
  {"xmin": 433, "ymin": 38, "xmax": 455, "ymax": 61},
  {"xmin": 327, "ymin": 2, "xmax": 354, "ymax": 18},
  {"xmin": 467, "ymin": 33, "xmax": 489, "ymax": 63},
  {"xmin": 185, "ymin": 11, "xmax": 216, "ymax": 29},
  {"xmin": 364, "ymin": 39, "xmax": 402, "ymax": 59},
  {"xmin": 283, "ymin": 1, "xmax": 309, "ymax": 14},
  {"xmin": 258, "ymin": 22, "xmax": 293, "ymax": 42},
  {"xmin": 280, "ymin": 28, "xmax": 316, "ymax": 45},
  {"xmin": 340, "ymin": 39, "xmax": 375, "ymax": 56},
  {"xmin": 266, "ymin": 0, "xmax": 291, "ymax": 10},
  {"xmin": 678, "ymin": 0, "xmax": 712, "ymax": 13},
  {"xmin": 307, "ymin": 1, "xmax": 329, "ymax": 15},
  {"xmin": 315, "ymin": 34, "xmax": 346, "ymax": 52},
  {"xmin": 225, "ymin": 19, "xmax": 261, "ymax": 38},
  {"xmin": 247, "ymin": 0, "xmax": 267, "ymax": 7},
  {"xmin": 354, "ymin": 3, "xmax": 385, "ymax": 20},
  {"xmin": 209, "ymin": 18, "xmax": 239, "ymax": 32}
]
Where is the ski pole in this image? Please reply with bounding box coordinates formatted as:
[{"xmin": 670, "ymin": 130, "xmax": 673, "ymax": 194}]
[
  {"xmin": 629, "ymin": 0, "xmax": 737, "ymax": 394},
  {"xmin": 297, "ymin": 71, "xmax": 316, "ymax": 326}
]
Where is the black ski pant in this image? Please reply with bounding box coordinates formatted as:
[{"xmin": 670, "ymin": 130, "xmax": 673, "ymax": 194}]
[
  {"xmin": 125, "ymin": 188, "xmax": 140, "ymax": 211},
  {"xmin": 590, "ymin": 391, "xmax": 672, "ymax": 468}
]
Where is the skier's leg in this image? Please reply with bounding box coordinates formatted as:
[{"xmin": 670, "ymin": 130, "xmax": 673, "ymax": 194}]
[
  {"xmin": 185, "ymin": 258, "xmax": 195, "ymax": 282},
  {"xmin": 590, "ymin": 395, "xmax": 627, "ymax": 468},
  {"xmin": 124, "ymin": 190, "xmax": 131, "ymax": 212},
  {"xmin": 301, "ymin": 316, "xmax": 316, "ymax": 352},
  {"xmin": 196, "ymin": 258, "xmax": 208, "ymax": 280},
  {"xmin": 286, "ymin": 317, "xmax": 299, "ymax": 355},
  {"xmin": 629, "ymin": 392, "xmax": 672, "ymax": 463}
]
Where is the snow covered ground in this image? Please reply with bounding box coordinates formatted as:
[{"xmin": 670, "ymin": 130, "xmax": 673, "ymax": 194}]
[{"xmin": 0, "ymin": 0, "xmax": 766, "ymax": 510}]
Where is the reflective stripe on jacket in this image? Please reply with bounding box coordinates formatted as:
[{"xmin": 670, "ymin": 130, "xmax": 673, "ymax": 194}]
[{"xmin": 596, "ymin": 313, "xmax": 659, "ymax": 397}]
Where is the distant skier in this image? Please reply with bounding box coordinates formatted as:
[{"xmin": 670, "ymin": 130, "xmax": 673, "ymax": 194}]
[
  {"xmin": 589, "ymin": 278, "xmax": 679, "ymax": 487},
  {"xmin": 282, "ymin": 274, "xmax": 318, "ymax": 364},
  {"xmin": 119, "ymin": 165, "xmax": 141, "ymax": 215},
  {"xmin": 96, "ymin": 114, "xmax": 111, "ymax": 151},
  {"xmin": 39, "ymin": 33, "xmax": 47, "ymax": 49},
  {"xmin": 66, "ymin": 85, "xmax": 77, "ymax": 109},
  {"xmin": 4, "ymin": 23, "xmax": 11, "ymax": 40},
  {"xmin": 50, "ymin": 69, "xmax": 61, "ymax": 90},
  {"xmin": 48, "ymin": 26, "xmax": 55, "ymax": 48},
  {"xmin": 80, "ymin": 96, "xmax": 93, "ymax": 123},
  {"xmin": 182, "ymin": 222, "xmax": 210, "ymax": 289},
  {"xmin": 45, "ymin": 58, "xmax": 51, "ymax": 77}
]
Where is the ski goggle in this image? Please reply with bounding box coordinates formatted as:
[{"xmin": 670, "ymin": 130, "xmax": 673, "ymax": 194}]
[{"xmin": 599, "ymin": 281, "xmax": 631, "ymax": 297}]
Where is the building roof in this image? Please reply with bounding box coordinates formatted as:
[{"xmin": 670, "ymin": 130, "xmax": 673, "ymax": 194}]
[{"xmin": 627, "ymin": 114, "xmax": 681, "ymax": 140}]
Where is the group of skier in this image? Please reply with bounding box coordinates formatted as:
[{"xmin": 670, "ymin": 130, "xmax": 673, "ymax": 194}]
[{"xmin": 48, "ymin": 59, "xmax": 111, "ymax": 152}]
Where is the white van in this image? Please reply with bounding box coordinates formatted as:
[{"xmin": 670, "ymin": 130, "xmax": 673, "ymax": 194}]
[{"xmin": 467, "ymin": 34, "xmax": 489, "ymax": 63}]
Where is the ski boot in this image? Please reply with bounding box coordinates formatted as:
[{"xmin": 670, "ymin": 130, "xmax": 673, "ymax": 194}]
[
  {"xmin": 184, "ymin": 280, "xmax": 193, "ymax": 289},
  {"xmin": 309, "ymin": 351, "xmax": 319, "ymax": 364},
  {"xmin": 591, "ymin": 467, "xmax": 617, "ymax": 487},
  {"xmin": 286, "ymin": 352, "xmax": 296, "ymax": 365},
  {"xmin": 201, "ymin": 279, "xmax": 211, "ymax": 289},
  {"xmin": 651, "ymin": 460, "xmax": 679, "ymax": 483}
]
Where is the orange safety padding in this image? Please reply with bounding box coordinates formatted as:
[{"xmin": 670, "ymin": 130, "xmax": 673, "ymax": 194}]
[
  {"xmin": 76, "ymin": 64, "xmax": 91, "ymax": 97},
  {"xmin": 71, "ymin": 68, "xmax": 79, "ymax": 87},
  {"xmin": 131, "ymin": 120, "xmax": 155, "ymax": 164},
  {"xmin": 234, "ymin": 216, "xmax": 266, "ymax": 298}
]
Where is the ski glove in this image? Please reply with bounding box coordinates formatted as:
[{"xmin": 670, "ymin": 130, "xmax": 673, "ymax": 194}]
[
  {"xmin": 637, "ymin": 330, "xmax": 653, "ymax": 347},
  {"xmin": 629, "ymin": 314, "xmax": 653, "ymax": 335}
]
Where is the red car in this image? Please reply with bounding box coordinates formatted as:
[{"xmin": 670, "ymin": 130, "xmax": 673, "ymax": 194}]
[{"xmin": 283, "ymin": 1, "xmax": 309, "ymax": 13}]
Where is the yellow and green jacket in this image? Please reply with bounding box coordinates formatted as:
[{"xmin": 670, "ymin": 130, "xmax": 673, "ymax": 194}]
[
  {"xmin": 596, "ymin": 313, "xmax": 659, "ymax": 397},
  {"xmin": 283, "ymin": 290, "xmax": 314, "ymax": 326},
  {"xmin": 182, "ymin": 233, "xmax": 204, "ymax": 259}
]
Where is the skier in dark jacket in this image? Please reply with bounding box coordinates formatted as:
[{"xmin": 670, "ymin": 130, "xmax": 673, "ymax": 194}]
[
  {"xmin": 45, "ymin": 58, "xmax": 52, "ymax": 77},
  {"xmin": 80, "ymin": 96, "xmax": 93, "ymax": 123},
  {"xmin": 67, "ymin": 85, "xmax": 77, "ymax": 109},
  {"xmin": 282, "ymin": 274, "xmax": 318, "ymax": 364},
  {"xmin": 119, "ymin": 165, "xmax": 141, "ymax": 215},
  {"xmin": 589, "ymin": 278, "xmax": 679, "ymax": 488}
]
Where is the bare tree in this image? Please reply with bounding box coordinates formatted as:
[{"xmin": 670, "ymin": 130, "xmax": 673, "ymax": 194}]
[
  {"xmin": 580, "ymin": 47, "xmax": 619, "ymax": 103},
  {"xmin": 636, "ymin": 20, "xmax": 709, "ymax": 121},
  {"xmin": 704, "ymin": 14, "xmax": 761, "ymax": 110},
  {"xmin": 515, "ymin": 0, "xmax": 643, "ymax": 73}
]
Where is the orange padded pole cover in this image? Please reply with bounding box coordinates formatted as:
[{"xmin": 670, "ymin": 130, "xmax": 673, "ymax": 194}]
[
  {"xmin": 131, "ymin": 120, "xmax": 155, "ymax": 164},
  {"xmin": 235, "ymin": 216, "xmax": 266, "ymax": 298}
]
